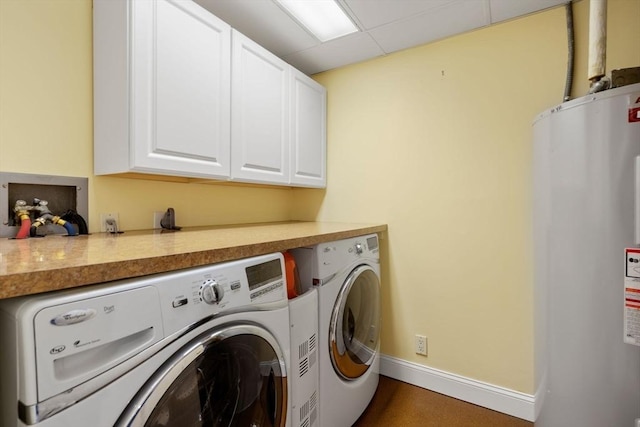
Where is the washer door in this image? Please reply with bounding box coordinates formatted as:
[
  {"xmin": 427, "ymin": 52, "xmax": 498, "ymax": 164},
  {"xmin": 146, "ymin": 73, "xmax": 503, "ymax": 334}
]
[
  {"xmin": 329, "ymin": 264, "xmax": 381, "ymax": 380},
  {"xmin": 117, "ymin": 323, "xmax": 287, "ymax": 427}
]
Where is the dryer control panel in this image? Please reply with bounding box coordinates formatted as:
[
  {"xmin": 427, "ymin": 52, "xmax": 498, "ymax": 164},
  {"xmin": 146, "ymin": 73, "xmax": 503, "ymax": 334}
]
[{"xmin": 313, "ymin": 234, "xmax": 380, "ymax": 283}]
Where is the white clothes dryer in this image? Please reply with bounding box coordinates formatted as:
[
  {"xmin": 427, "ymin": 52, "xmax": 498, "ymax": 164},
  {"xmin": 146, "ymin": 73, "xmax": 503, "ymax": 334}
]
[
  {"xmin": 292, "ymin": 234, "xmax": 381, "ymax": 427},
  {"xmin": 0, "ymin": 253, "xmax": 291, "ymax": 427}
]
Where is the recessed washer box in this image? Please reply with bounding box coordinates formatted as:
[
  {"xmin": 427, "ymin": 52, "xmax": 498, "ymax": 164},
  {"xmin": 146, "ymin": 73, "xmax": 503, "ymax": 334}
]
[{"xmin": 0, "ymin": 172, "xmax": 88, "ymax": 238}]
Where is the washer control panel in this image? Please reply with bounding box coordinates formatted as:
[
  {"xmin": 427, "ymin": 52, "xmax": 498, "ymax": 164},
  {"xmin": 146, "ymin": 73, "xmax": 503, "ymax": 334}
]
[
  {"xmin": 199, "ymin": 279, "xmax": 224, "ymax": 305},
  {"xmin": 159, "ymin": 253, "xmax": 286, "ymax": 336}
]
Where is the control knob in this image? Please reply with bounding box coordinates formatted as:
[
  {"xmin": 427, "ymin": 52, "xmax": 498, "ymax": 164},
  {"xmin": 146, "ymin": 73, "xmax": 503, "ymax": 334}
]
[
  {"xmin": 200, "ymin": 279, "xmax": 224, "ymax": 305},
  {"xmin": 354, "ymin": 242, "xmax": 364, "ymax": 255}
]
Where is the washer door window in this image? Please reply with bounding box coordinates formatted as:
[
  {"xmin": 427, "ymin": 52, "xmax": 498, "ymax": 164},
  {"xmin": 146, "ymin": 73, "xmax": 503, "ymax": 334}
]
[
  {"xmin": 329, "ymin": 264, "xmax": 381, "ymax": 380},
  {"xmin": 117, "ymin": 324, "xmax": 287, "ymax": 427}
]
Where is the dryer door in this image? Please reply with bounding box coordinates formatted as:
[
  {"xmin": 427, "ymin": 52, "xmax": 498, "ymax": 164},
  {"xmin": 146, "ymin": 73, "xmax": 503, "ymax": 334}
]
[
  {"xmin": 117, "ymin": 324, "xmax": 287, "ymax": 427},
  {"xmin": 329, "ymin": 264, "xmax": 381, "ymax": 380}
]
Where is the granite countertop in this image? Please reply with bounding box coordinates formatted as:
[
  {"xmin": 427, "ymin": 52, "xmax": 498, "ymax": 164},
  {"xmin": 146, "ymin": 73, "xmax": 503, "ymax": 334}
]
[{"xmin": 0, "ymin": 221, "xmax": 387, "ymax": 300}]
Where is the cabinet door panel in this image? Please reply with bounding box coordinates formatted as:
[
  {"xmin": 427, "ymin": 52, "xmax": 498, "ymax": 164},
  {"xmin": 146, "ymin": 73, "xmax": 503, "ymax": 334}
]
[
  {"xmin": 231, "ymin": 31, "xmax": 289, "ymax": 184},
  {"xmin": 132, "ymin": 0, "xmax": 230, "ymax": 177},
  {"xmin": 290, "ymin": 69, "xmax": 326, "ymax": 188}
]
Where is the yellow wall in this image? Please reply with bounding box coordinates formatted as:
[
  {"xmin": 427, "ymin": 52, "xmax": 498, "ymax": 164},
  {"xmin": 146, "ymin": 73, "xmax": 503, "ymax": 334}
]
[
  {"xmin": 0, "ymin": 0, "xmax": 294, "ymax": 232},
  {"xmin": 1, "ymin": 0, "xmax": 638, "ymax": 396},
  {"xmin": 292, "ymin": 0, "xmax": 640, "ymax": 394}
]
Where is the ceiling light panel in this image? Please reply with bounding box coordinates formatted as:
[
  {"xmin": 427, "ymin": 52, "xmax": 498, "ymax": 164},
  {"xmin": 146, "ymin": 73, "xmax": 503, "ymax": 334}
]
[
  {"xmin": 194, "ymin": 0, "xmax": 318, "ymax": 56},
  {"xmin": 274, "ymin": 0, "xmax": 359, "ymax": 42}
]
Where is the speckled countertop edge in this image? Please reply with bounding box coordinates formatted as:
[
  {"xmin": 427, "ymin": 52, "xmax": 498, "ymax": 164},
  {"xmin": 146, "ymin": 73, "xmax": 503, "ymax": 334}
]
[{"xmin": 0, "ymin": 221, "xmax": 387, "ymax": 299}]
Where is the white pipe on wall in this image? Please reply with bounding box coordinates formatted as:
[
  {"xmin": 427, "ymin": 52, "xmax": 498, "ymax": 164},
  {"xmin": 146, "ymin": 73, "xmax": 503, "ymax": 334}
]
[{"xmin": 588, "ymin": 0, "xmax": 607, "ymax": 82}]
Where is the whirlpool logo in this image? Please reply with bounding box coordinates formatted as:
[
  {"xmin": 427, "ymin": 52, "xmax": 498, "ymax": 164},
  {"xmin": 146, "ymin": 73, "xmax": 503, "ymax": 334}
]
[
  {"xmin": 49, "ymin": 345, "xmax": 66, "ymax": 355},
  {"xmin": 50, "ymin": 308, "xmax": 97, "ymax": 326}
]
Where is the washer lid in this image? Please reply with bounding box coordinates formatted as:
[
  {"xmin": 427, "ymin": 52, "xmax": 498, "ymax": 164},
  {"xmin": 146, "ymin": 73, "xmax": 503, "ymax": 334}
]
[{"xmin": 329, "ymin": 265, "xmax": 381, "ymax": 380}]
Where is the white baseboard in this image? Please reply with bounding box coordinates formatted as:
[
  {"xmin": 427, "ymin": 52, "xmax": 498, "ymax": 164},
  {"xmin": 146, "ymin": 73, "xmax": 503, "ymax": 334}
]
[
  {"xmin": 533, "ymin": 372, "xmax": 547, "ymax": 421},
  {"xmin": 379, "ymin": 354, "xmax": 536, "ymax": 422}
]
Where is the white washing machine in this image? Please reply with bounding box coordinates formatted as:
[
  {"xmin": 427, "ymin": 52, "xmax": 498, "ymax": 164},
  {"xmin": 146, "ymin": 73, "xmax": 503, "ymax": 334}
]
[
  {"xmin": 0, "ymin": 253, "xmax": 291, "ymax": 427},
  {"xmin": 292, "ymin": 234, "xmax": 381, "ymax": 427}
]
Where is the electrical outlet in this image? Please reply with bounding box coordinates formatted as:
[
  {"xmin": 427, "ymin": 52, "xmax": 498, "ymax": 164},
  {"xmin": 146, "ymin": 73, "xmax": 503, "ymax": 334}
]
[
  {"xmin": 153, "ymin": 211, "xmax": 164, "ymax": 229},
  {"xmin": 415, "ymin": 334, "xmax": 427, "ymax": 356},
  {"xmin": 100, "ymin": 212, "xmax": 120, "ymax": 233}
]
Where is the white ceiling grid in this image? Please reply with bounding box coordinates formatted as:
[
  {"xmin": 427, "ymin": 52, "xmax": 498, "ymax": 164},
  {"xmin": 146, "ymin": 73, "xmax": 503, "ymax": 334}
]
[{"xmin": 194, "ymin": 0, "xmax": 568, "ymax": 75}]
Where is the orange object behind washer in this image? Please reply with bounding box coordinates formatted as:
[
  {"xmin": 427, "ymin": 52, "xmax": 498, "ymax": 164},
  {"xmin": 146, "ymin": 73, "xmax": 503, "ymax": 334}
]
[{"xmin": 283, "ymin": 251, "xmax": 301, "ymax": 299}]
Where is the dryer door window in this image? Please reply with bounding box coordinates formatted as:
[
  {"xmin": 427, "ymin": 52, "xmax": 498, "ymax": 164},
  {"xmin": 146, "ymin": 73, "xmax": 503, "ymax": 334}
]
[
  {"xmin": 329, "ymin": 265, "xmax": 381, "ymax": 380},
  {"xmin": 117, "ymin": 324, "xmax": 287, "ymax": 427}
]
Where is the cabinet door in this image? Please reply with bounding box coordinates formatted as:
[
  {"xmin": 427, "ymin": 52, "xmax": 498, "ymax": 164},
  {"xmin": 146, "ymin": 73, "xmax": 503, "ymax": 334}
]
[
  {"xmin": 290, "ymin": 69, "xmax": 327, "ymax": 188},
  {"xmin": 231, "ymin": 30, "xmax": 289, "ymax": 185},
  {"xmin": 131, "ymin": 0, "xmax": 231, "ymax": 178}
]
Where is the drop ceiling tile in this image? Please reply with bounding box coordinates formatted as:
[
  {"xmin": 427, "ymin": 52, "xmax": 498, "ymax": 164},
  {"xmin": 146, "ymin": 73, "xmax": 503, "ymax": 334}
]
[
  {"xmin": 194, "ymin": 0, "xmax": 570, "ymax": 76},
  {"xmin": 194, "ymin": 0, "xmax": 318, "ymax": 56},
  {"xmin": 489, "ymin": 0, "xmax": 567, "ymax": 24},
  {"xmin": 341, "ymin": 0, "xmax": 455, "ymax": 30},
  {"xmin": 283, "ymin": 32, "xmax": 385, "ymax": 75},
  {"xmin": 368, "ymin": 0, "xmax": 490, "ymax": 54}
]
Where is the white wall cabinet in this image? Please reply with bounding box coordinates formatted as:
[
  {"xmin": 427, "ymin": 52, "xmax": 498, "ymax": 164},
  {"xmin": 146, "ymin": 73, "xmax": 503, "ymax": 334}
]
[
  {"xmin": 94, "ymin": 0, "xmax": 326, "ymax": 188},
  {"xmin": 231, "ymin": 31, "xmax": 327, "ymax": 188},
  {"xmin": 290, "ymin": 68, "xmax": 327, "ymax": 187},
  {"xmin": 94, "ymin": 0, "xmax": 231, "ymax": 179},
  {"xmin": 231, "ymin": 30, "xmax": 290, "ymax": 185}
]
